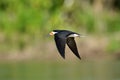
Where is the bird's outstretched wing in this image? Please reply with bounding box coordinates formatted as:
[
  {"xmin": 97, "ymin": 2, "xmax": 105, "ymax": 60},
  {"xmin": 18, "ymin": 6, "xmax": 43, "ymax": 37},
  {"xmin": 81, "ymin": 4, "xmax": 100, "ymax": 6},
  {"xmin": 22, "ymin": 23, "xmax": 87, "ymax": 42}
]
[
  {"xmin": 54, "ymin": 36, "xmax": 66, "ymax": 59},
  {"xmin": 66, "ymin": 37, "xmax": 81, "ymax": 59}
]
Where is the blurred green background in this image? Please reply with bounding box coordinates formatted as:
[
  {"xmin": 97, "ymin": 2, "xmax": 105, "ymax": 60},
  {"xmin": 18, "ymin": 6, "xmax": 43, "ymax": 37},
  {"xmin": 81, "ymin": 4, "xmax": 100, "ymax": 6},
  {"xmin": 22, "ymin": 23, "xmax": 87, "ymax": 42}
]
[{"xmin": 0, "ymin": 0, "xmax": 120, "ymax": 80}]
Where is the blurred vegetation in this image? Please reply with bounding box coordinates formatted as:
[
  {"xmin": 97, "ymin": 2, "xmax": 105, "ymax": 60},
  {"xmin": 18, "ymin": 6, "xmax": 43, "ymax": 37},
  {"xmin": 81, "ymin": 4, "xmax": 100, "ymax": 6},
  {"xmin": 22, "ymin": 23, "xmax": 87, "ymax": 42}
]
[
  {"xmin": 0, "ymin": 0, "xmax": 120, "ymax": 59},
  {"xmin": 1, "ymin": 1, "xmax": 120, "ymax": 80}
]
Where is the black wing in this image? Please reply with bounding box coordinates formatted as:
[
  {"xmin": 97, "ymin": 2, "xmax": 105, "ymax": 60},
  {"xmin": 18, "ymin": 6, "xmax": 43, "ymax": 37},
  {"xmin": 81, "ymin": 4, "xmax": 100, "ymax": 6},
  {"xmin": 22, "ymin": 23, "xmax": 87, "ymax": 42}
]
[
  {"xmin": 54, "ymin": 36, "xmax": 66, "ymax": 59},
  {"xmin": 66, "ymin": 37, "xmax": 81, "ymax": 59}
]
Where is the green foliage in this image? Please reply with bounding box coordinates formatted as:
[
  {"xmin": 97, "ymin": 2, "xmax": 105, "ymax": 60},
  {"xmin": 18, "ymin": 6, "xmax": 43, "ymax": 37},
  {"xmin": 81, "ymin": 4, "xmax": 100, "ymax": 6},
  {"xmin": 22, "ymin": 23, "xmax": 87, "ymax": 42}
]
[
  {"xmin": 0, "ymin": 0, "xmax": 120, "ymax": 53},
  {"xmin": 106, "ymin": 14, "xmax": 120, "ymax": 33},
  {"xmin": 107, "ymin": 39, "xmax": 120, "ymax": 53}
]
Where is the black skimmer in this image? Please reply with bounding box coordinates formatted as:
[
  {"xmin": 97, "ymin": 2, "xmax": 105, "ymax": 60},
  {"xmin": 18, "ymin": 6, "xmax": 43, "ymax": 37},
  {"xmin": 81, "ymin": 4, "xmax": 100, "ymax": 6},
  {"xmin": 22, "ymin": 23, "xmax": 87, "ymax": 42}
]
[{"xmin": 49, "ymin": 30, "xmax": 82, "ymax": 59}]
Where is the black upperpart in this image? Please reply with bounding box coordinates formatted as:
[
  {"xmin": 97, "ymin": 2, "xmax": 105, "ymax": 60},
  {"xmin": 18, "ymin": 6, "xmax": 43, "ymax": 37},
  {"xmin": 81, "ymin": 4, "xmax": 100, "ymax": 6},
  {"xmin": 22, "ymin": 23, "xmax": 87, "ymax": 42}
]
[
  {"xmin": 53, "ymin": 30, "xmax": 79, "ymax": 37},
  {"xmin": 51, "ymin": 30, "xmax": 81, "ymax": 60}
]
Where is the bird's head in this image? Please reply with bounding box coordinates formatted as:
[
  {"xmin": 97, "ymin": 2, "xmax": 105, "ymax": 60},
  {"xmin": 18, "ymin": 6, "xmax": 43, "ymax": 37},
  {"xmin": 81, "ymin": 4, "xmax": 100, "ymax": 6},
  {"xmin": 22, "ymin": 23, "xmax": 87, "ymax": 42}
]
[{"xmin": 49, "ymin": 30, "xmax": 58, "ymax": 36}]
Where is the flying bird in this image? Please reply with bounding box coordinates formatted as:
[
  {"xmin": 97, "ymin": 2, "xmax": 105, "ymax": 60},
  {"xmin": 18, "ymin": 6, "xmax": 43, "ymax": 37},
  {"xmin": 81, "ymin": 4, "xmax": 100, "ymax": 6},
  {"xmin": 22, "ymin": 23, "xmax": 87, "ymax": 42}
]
[{"xmin": 49, "ymin": 30, "xmax": 82, "ymax": 59}]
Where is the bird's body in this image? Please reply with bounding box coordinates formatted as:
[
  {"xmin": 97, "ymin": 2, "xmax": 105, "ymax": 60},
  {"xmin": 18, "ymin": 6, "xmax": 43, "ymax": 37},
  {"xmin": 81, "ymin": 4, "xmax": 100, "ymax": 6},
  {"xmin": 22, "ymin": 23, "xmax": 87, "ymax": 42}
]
[{"xmin": 49, "ymin": 30, "xmax": 81, "ymax": 59}]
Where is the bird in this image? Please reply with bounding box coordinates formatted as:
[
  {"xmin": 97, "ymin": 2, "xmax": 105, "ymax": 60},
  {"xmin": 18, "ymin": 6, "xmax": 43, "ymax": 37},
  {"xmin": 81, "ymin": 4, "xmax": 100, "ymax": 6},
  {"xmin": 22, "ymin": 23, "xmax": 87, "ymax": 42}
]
[{"xmin": 49, "ymin": 30, "xmax": 82, "ymax": 59}]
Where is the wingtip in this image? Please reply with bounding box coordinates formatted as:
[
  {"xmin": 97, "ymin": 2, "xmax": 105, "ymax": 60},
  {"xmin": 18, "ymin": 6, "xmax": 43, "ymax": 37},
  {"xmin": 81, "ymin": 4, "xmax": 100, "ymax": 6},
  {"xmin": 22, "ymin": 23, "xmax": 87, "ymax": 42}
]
[
  {"xmin": 79, "ymin": 57, "xmax": 81, "ymax": 60},
  {"xmin": 77, "ymin": 56, "xmax": 81, "ymax": 60},
  {"xmin": 63, "ymin": 57, "xmax": 65, "ymax": 59},
  {"xmin": 60, "ymin": 54, "xmax": 65, "ymax": 59},
  {"xmin": 62, "ymin": 56, "xmax": 65, "ymax": 59}
]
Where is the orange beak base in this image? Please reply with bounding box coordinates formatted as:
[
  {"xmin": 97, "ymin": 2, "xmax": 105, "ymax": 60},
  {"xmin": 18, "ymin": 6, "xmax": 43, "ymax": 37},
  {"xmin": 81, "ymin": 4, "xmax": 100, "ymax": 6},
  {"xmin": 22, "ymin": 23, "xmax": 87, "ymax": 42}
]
[{"xmin": 49, "ymin": 32, "xmax": 54, "ymax": 36}]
